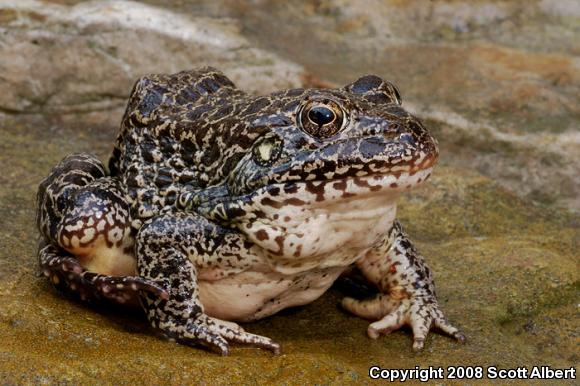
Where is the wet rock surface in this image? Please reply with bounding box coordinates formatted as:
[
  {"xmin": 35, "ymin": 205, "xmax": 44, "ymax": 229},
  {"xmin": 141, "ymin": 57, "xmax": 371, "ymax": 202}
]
[{"xmin": 0, "ymin": 0, "xmax": 578, "ymax": 383}]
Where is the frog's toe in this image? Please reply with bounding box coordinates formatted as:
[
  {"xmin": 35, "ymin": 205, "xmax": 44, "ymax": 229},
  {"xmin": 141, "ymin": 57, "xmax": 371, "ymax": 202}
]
[
  {"xmin": 39, "ymin": 243, "xmax": 96, "ymax": 300},
  {"xmin": 225, "ymin": 330, "xmax": 280, "ymax": 354},
  {"xmin": 175, "ymin": 321, "xmax": 231, "ymax": 355},
  {"xmin": 365, "ymin": 296, "xmax": 465, "ymax": 351},
  {"xmin": 39, "ymin": 243, "xmax": 167, "ymax": 304},
  {"xmin": 407, "ymin": 299, "xmax": 465, "ymax": 350},
  {"xmin": 206, "ymin": 316, "xmax": 280, "ymax": 354},
  {"xmin": 83, "ymin": 273, "xmax": 169, "ymax": 304},
  {"xmin": 367, "ymin": 309, "xmax": 406, "ymax": 339},
  {"xmin": 432, "ymin": 308, "xmax": 466, "ymax": 344},
  {"xmin": 344, "ymin": 292, "xmax": 464, "ymax": 350},
  {"xmin": 162, "ymin": 314, "xmax": 279, "ymax": 355}
]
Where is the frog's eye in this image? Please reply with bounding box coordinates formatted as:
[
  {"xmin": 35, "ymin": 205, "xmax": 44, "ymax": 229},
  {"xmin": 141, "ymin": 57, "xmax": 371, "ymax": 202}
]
[
  {"xmin": 298, "ymin": 99, "xmax": 347, "ymax": 139},
  {"xmin": 252, "ymin": 135, "xmax": 283, "ymax": 166},
  {"xmin": 344, "ymin": 75, "xmax": 402, "ymax": 105}
]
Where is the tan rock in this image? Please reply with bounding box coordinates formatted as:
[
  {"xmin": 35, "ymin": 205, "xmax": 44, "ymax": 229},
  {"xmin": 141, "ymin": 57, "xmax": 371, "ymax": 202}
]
[
  {"xmin": 218, "ymin": 0, "xmax": 580, "ymax": 211},
  {"xmin": 0, "ymin": 0, "xmax": 304, "ymax": 124}
]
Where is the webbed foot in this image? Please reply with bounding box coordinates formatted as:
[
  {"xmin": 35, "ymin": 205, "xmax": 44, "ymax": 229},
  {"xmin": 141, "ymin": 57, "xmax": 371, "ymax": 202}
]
[
  {"xmin": 163, "ymin": 314, "xmax": 280, "ymax": 355},
  {"xmin": 342, "ymin": 293, "xmax": 465, "ymax": 351}
]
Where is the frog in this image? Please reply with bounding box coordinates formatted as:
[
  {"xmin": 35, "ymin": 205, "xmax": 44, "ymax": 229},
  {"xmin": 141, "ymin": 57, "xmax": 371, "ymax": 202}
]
[{"xmin": 36, "ymin": 67, "xmax": 465, "ymax": 355}]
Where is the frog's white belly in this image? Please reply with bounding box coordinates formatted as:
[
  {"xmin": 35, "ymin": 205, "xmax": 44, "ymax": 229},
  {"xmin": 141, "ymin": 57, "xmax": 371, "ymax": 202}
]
[
  {"xmin": 199, "ymin": 266, "xmax": 347, "ymax": 321},
  {"xmin": 198, "ymin": 196, "xmax": 399, "ymax": 321}
]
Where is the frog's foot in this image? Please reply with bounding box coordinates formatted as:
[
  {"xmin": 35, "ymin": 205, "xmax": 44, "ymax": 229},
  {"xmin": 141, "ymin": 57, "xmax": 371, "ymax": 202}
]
[
  {"xmin": 164, "ymin": 314, "xmax": 280, "ymax": 355},
  {"xmin": 39, "ymin": 243, "xmax": 168, "ymax": 304},
  {"xmin": 342, "ymin": 293, "xmax": 465, "ymax": 351}
]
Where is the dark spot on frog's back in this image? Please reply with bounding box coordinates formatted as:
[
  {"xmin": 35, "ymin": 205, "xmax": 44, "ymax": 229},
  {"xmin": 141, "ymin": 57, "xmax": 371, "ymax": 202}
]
[
  {"xmin": 322, "ymin": 142, "xmax": 340, "ymax": 157},
  {"xmin": 179, "ymin": 138, "xmax": 197, "ymax": 161},
  {"xmin": 138, "ymin": 85, "xmax": 164, "ymax": 117},
  {"xmin": 284, "ymin": 197, "xmax": 306, "ymax": 206},
  {"xmin": 197, "ymin": 75, "xmax": 233, "ymax": 94},
  {"xmin": 213, "ymin": 104, "xmax": 234, "ymax": 119},
  {"xmin": 305, "ymin": 181, "xmax": 326, "ymax": 202},
  {"xmin": 408, "ymin": 121, "xmax": 427, "ymax": 137},
  {"xmin": 164, "ymin": 190, "xmax": 177, "ymax": 205},
  {"xmin": 154, "ymin": 167, "xmax": 174, "ymax": 187},
  {"xmin": 268, "ymin": 186, "xmax": 281, "ymax": 196},
  {"xmin": 245, "ymin": 97, "xmax": 271, "ymax": 114},
  {"xmin": 186, "ymin": 103, "xmax": 213, "ymax": 121},
  {"xmin": 176, "ymin": 88, "xmax": 201, "ymax": 105},
  {"xmin": 159, "ymin": 135, "xmax": 175, "ymax": 154},
  {"xmin": 284, "ymin": 184, "xmax": 299, "ymax": 194},
  {"xmin": 141, "ymin": 139, "xmax": 158, "ymax": 163},
  {"xmin": 286, "ymin": 88, "xmax": 305, "ymax": 97},
  {"xmin": 201, "ymin": 143, "xmax": 221, "ymax": 167},
  {"xmin": 260, "ymin": 197, "xmax": 283, "ymax": 209},
  {"xmin": 226, "ymin": 206, "xmax": 247, "ymax": 219}
]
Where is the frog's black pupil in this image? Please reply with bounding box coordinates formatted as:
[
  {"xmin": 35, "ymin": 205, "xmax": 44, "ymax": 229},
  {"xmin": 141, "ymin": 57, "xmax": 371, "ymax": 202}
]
[{"xmin": 308, "ymin": 106, "xmax": 335, "ymax": 126}]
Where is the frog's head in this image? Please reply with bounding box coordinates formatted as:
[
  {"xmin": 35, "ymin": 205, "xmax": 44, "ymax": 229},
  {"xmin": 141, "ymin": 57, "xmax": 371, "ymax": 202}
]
[
  {"xmin": 227, "ymin": 75, "xmax": 438, "ymax": 193},
  {"xmin": 181, "ymin": 75, "xmax": 438, "ymax": 266}
]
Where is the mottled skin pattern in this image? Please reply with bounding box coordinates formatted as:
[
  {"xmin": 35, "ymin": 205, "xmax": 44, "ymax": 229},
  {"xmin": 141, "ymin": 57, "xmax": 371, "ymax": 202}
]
[{"xmin": 36, "ymin": 67, "xmax": 465, "ymax": 354}]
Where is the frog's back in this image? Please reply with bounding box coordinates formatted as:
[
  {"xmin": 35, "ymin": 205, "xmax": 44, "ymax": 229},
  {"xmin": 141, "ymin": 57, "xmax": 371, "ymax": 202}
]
[{"xmin": 108, "ymin": 68, "xmax": 250, "ymax": 223}]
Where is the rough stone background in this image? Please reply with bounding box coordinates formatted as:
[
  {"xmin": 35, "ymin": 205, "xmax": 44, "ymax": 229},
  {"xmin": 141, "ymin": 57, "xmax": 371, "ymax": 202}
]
[{"xmin": 0, "ymin": 0, "xmax": 578, "ymax": 384}]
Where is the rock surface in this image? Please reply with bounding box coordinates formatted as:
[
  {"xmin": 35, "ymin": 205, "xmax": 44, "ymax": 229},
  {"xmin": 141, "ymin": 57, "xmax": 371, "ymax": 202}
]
[
  {"xmin": 0, "ymin": 0, "xmax": 304, "ymax": 126},
  {"xmin": 0, "ymin": 0, "xmax": 578, "ymax": 383},
  {"xmin": 212, "ymin": 0, "xmax": 580, "ymax": 213}
]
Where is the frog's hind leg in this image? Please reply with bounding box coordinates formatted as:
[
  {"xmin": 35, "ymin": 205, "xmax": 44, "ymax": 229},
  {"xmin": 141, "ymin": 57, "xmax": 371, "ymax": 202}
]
[
  {"xmin": 341, "ymin": 221, "xmax": 465, "ymax": 351},
  {"xmin": 38, "ymin": 241, "xmax": 166, "ymax": 304},
  {"xmin": 36, "ymin": 153, "xmax": 166, "ymax": 304}
]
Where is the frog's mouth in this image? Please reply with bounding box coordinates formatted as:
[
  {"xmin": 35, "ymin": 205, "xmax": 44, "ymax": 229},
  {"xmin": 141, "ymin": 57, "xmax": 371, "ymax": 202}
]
[
  {"xmin": 186, "ymin": 163, "xmax": 433, "ymax": 226},
  {"xmin": 179, "ymin": 133, "xmax": 437, "ymax": 226},
  {"xmin": 227, "ymin": 132, "xmax": 439, "ymax": 199}
]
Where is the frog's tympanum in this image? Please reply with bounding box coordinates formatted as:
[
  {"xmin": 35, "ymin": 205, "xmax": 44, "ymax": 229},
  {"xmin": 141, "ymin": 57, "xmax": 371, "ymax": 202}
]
[{"xmin": 36, "ymin": 68, "xmax": 465, "ymax": 354}]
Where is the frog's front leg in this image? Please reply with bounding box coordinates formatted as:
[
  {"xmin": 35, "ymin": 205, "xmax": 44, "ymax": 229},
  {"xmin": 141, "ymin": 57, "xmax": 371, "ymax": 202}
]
[
  {"xmin": 342, "ymin": 221, "xmax": 465, "ymax": 351},
  {"xmin": 136, "ymin": 212, "xmax": 280, "ymax": 355}
]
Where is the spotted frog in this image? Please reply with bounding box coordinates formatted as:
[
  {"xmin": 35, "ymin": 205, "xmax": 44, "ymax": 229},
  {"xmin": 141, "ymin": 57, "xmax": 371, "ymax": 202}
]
[{"xmin": 36, "ymin": 67, "xmax": 464, "ymax": 354}]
